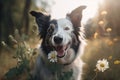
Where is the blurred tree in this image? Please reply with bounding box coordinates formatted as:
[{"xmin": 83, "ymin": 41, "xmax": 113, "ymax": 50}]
[
  {"xmin": 21, "ymin": 0, "xmax": 31, "ymax": 34},
  {"xmin": 0, "ymin": 0, "xmax": 15, "ymax": 44},
  {"xmin": 0, "ymin": 0, "xmax": 29, "ymax": 44},
  {"xmin": 84, "ymin": 18, "xmax": 98, "ymax": 39},
  {"xmin": 96, "ymin": 0, "xmax": 120, "ymax": 38},
  {"xmin": 84, "ymin": 0, "xmax": 120, "ymax": 39},
  {"xmin": 0, "ymin": 0, "xmax": 53, "ymax": 46}
]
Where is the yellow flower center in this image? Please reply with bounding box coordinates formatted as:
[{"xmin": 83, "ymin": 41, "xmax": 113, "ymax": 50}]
[
  {"xmin": 100, "ymin": 63, "xmax": 105, "ymax": 67},
  {"xmin": 51, "ymin": 53, "xmax": 56, "ymax": 59}
]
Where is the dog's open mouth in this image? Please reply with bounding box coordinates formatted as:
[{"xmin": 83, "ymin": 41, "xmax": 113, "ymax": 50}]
[{"xmin": 54, "ymin": 42, "xmax": 70, "ymax": 58}]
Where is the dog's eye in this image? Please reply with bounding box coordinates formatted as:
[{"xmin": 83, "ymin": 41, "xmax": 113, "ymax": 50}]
[
  {"xmin": 64, "ymin": 27, "xmax": 70, "ymax": 30},
  {"xmin": 47, "ymin": 24, "xmax": 55, "ymax": 33},
  {"xmin": 50, "ymin": 24, "xmax": 55, "ymax": 29}
]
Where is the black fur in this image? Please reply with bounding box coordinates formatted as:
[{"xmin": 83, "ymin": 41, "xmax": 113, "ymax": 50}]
[{"xmin": 30, "ymin": 11, "xmax": 50, "ymax": 39}]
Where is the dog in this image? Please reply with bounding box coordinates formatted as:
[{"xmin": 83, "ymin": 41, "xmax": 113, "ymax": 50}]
[{"xmin": 30, "ymin": 6, "xmax": 86, "ymax": 80}]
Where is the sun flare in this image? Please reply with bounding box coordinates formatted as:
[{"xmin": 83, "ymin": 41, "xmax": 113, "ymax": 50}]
[{"xmin": 51, "ymin": 0, "xmax": 104, "ymax": 24}]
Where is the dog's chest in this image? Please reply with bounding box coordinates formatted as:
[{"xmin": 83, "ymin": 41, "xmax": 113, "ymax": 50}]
[
  {"xmin": 35, "ymin": 56, "xmax": 82, "ymax": 80},
  {"xmin": 41, "ymin": 60, "xmax": 74, "ymax": 80}
]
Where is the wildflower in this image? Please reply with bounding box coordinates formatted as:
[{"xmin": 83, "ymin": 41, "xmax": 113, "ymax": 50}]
[
  {"xmin": 101, "ymin": 11, "xmax": 107, "ymax": 15},
  {"xmin": 106, "ymin": 28, "xmax": 112, "ymax": 32},
  {"xmin": 113, "ymin": 38, "xmax": 118, "ymax": 42},
  {"xmin": 1, "ymin": 41, "xmax": 7, "ymax": 47},
  {"xmin": 48, "ymin": 51, "xmax": 57, "ymax": 62},
  {"xmin": 17, "ymin": 58, "xmax": 22, "ymax": 62},
  {"xmin": 96, "ymin": 59, "xmax": 109, "ymax": 72},
  {"xmin": 98, "ymin": 21, "xmax": 104, "ymax": 25},
  {"xmin": 114, "ymin": 60, "xmax": 120, "ymax": 65},
  {"xmin": 9, "ymin": 35, "xmax": 17, "ymax": 44},
  {"xmin": 94, "ymin": 32, "xmax": 99, "ymax": 39},
  {"xmin": 26, "ymin": 48, "xmax": 32, "ymax": 54},
  {"xmin": 108, "ymin": 56, "xmax": 112, "ymax": 60}
]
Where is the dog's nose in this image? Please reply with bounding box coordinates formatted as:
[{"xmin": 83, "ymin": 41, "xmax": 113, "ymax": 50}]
[{"xmin": 54, "ymin": 36, "xmax": 63, "ymax": 44}]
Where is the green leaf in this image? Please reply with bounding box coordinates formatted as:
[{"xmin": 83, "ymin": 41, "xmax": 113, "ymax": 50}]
[
  {"xmin": 58, "ymin": 70, "xmax": 73, "ymax": 80},
  {"xmin": 5, "ymin": 67, "xmax": 18, "ymax": 79}
]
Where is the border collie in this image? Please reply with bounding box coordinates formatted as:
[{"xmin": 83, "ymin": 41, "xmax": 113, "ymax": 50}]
[{"xmin": 30, "ymin": 6, "xmax": 86, "ymax": 80}]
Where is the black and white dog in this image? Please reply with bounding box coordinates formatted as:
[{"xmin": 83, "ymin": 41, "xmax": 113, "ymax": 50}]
[{"xmin": 30, "ymin": 6, "xmax": 86, "ymax": 80}]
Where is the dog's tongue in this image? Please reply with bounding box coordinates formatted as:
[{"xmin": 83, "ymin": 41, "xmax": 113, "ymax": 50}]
[
  {"xmin": 57, "ymin": 49, "xmax": 64, "ymax": 57},
  {"xmin": 56, "ymin": 46, "xmax": 65, "ymax": 57}
]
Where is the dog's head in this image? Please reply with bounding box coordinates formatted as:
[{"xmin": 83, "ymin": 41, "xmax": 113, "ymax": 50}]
[{"xmin": 30, "ymin": 6, "xmax": 86, "ymax": 64}]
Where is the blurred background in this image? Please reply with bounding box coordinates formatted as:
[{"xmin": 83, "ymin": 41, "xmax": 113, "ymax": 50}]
[{"xmin": 0, "ymin": 0, "xmax": 120, "ymax": 80}]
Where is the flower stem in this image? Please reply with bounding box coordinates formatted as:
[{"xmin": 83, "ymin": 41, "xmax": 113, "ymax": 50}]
[{"xmin": 92, "ymin": 71, "xmax": 98, "ymax": 80}]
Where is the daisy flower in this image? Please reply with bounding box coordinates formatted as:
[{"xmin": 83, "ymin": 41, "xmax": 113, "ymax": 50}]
[
  {"xmin": 96, "ymin": 59, "xmax": 109, "ymax": 72},
  {"xmin": 48, "ymin": 51, "xmax": 57, "ymax": 63}
]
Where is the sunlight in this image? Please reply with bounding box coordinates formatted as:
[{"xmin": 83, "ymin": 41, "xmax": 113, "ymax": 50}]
[
  {"xmin": 51, "ymin": 0, "xmax": 104, "ymax": 23},
  {"xmin": 81, "ymin": 0, "xmax": 104, "ymax": 23},
  {"xmin": 35, "ymin": 0, "xmax": 104, "ymax": 23}
]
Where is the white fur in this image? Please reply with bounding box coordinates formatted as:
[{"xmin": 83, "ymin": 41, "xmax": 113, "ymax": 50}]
[{"xmin": 52, "ymin": 18, "xmax": 73, "ymax": 46}]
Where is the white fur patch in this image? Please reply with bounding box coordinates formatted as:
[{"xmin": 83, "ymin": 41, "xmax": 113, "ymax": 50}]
[{"xmin": 52, "ymin": 18, "xmax": 74, "ymax": 46}]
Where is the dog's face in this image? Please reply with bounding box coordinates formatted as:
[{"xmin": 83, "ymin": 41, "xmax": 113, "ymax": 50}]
[
  {"xmin": 47, "ymin": 18, "xmax": 74, "ymax": 58},
  {"xmin": 30, "ymin": 6, "xmax": 86, "ymax": 64}
]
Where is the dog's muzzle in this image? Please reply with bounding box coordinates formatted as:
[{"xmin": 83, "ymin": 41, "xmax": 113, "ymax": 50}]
[{"xmin": 53, "ymin": 36, "xmax": 71, "ymax": 58}]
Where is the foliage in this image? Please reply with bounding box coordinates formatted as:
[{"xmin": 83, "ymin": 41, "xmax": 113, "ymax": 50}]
[
  {"xmin": 3, "ymin": 40, "xmax": 73, "ymax": 80},
  {"xmin": 58, "ymin": 70, "xmax": 73, "ymax": 80},
  {"xmin": 1, "ymin": 25, "xmax": 73, "ymax": 80},
  {"xmin": 4, "ymin": 41, "xmax": 36, "ymax": 80},
  {"xmin": 1, "ymin": 25, "xmax": 39, "ymax": 80}
]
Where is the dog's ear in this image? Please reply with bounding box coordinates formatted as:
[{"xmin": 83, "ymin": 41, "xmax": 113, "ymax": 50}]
[
  {"xmin": 67, "ymin": 6, "xmax": 86, "ymax": 28},
  {"xmin": 30, "ymin": 11, "xmax": 51, "ymax": 38}
]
